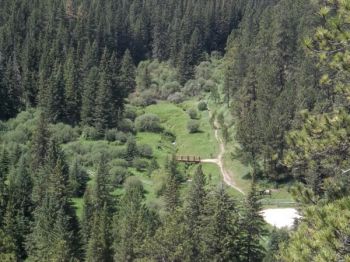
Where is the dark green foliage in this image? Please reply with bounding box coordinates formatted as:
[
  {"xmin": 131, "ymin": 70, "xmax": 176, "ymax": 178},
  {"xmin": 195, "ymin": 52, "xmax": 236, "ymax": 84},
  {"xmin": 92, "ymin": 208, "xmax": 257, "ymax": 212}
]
[
  {"xmin": 81, "ymin": 67, "xmax": 99, "ymax": 127},
  {"xmin": 0, "ymin": 228, "xmax": 16, "ymax": 261},
  {"xmin": 200, "ymin": 185, "xmax": 240, "ymax": 261},
  {"xmin": 113, "ymin": 177, "xmax": 156, "ymax": 261},
  {"xmin": 120, "ymin": 50, "xmax": 136, "ymax": 95},
  {"xmin": 163, "ymin": 158, "xmax": 181, "ymax": 212},
  {"xmin": 68, "ymin": 158, "xmax": 88, "ymax": 197},
  {"xmin": 82, "ymin": 155, "xmax": 113, "ymax": 258},
  {"xmin": 227, "ymin": 0, "xmax": 321, "ymax": 180},
  {"xmin": 125, "ymin": 137, "xmax": 138, "ymax": 163},
  {"xmin": 26, "ymin": 156, "xmax": 81, "ymax": 261},
  {"xmin": 137, "ymin": 144, "xmax": 153, "ymax": 159},
  {"xmin": 30, "ymin": 112, "xmax": 50, "ymax": 172},
  {"xmin": 197, "ymin": 101, "xmax": 207, "ymax": 111},
  {"xmin": 183, "ymin": 165, "xmax": 207, "ymax": 260},
  {"xmin": 86, "ymin": 204, "xmax": 112, "ymax": 262},
  {"xmin": 239, "ymin": 184, "xmax": 266, "ymax": 262},
  {"xmin": 265, "ymin": 228, "xmax": 289, "ymax": 262},
  {"xmin": 135, "ymin": 114, "xmax": 163, "ymax": 133},
  {"xmin": 187, "ymin": 108, "xmax": 198, "ymax": 119},
  {"xmin": 109, "ymin": 166, "xmax": 129, "ymax": 187},
  {"xmin": 4, "ymin": 156, "xmax": 33, "ymax": 260},
  {"xmin": 93, "ymin": 71, "xmax": 116, "ymax": 135},
  {"xmin": 133, "ymin": 158, "xmax": 149, "ymax": 171},
  {"xmin": 187, "ymin": 119, "xmax": 200, "ymax": 133}
]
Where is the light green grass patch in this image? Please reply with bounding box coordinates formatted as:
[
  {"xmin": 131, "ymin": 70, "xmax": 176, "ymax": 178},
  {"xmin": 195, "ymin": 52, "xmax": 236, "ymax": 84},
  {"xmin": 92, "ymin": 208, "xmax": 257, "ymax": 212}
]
[
  {"xmin": 145, "ymin": 101, "xmax": 218, "ymax": 158},
  {"xmin": 72, "ymin": 198, "xmax": 84, "ymax": 220}
]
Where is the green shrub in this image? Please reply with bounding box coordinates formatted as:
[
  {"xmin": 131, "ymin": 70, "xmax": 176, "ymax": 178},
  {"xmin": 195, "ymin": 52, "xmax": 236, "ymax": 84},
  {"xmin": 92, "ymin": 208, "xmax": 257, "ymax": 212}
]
[
  {"xmin": 203, "ymin": 79, "xmax": 215, "ymax": 92},
  {"xmin": 115, "ymin": 131, "xmax": 128, "ymax": 144},
  {"xmin": 187, "ymin": 120, "xmax": 200, "ymax": 133},
  {"xmin": 198, "ymin": 101, "xmax": 208, "ymax": 111},
  {"xmin": 162, "ymin": 130, "xmax": 176, "ymax": 142},
  {"xmin": 135, "ymin": 114, "xmax": 163, "ymax": 132},
  {"xmin": 0, "ymin": 121, "xmax": 7, "ymax": 132},
  {"xmin": 138, "ymin": 144, "xmax": 153, "ymax": 158},
  {"xmin": 124, "ymin": 106, "xmax": 138, "ymax": 121},
  {"xmin": 118, "ymin": 119, "xmax": 135, "ymax": 133},
  {"xmin": 167, "ymin": 92, "xmax": 185, "ymax": 104},
  {"xmin": 109, "ymin": 158, "xmax": 129, "ymax": 168},
  {"xmin": 187, "ymin": 108, "xmax": 198, "ymax": 119},
  {"xmin": 184, "ymin": 80, "xmax": 201, "ymax": 96},
  {"xmin": 109, "ymin": 166, "xmax": 129, "ymax": 186},
  {"xmin": 6, "ymin": 110, "xmax": 36, "ymax": 130},
  {"xmin": 51, "ymin": 123, "xmax": 80, "ymax": 144},
  {"xmin": 105, "ymin": 129, "xmax": 118, "ymax": 142},
  {"xmin": 3, "ymin": 127, "xmax": 30, "ymax": 145},
  {"xmin": 109, "ymin": 147, "xmax": 127, "ymax": 159},
  {"xmin": 65, "ymin": 141, "xmax": 91, "ymax": 156},
  {"xmin": 82, "ymin": 126, "xmax": 100, "ymax": 140},
  {"xmin": 160, "ymin": 81, "xmax": 181, "ymax": 99},
  {"xmin": 124, "ymin": 176, "xmax": 144, "ymax": 193},
  {"xmin": 140, "ymin": 90, "xmax": 157, "ymax": 106},
  {"xmin": 133, "ymin": 158, "xmax": 149, "ymax": 171}
]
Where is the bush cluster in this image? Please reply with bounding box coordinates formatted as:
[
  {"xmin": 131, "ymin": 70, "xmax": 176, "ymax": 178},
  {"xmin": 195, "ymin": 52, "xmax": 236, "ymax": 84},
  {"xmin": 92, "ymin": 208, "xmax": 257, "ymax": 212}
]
[
  {"xmin": 187, "ymin": 120, "xmax": 200, "ymax": 133},
  {"xmin": 135, "ymin": 114, "xmax": 163, "ymax": 132}
]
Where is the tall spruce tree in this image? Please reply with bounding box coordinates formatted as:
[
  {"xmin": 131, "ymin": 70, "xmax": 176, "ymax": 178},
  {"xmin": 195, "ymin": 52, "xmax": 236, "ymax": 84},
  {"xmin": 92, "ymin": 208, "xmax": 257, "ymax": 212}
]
[
  {"xmin": 26, "ymin": 153, "xmax": 81, "ymax": 261},
  {"xmin": 80, "ymin": 66, "xmax": 99, "ymax": 127},
  {"xmin": 113, "ymin": 177, "xmax": 153, "ymax": 261},
  {"xmin": 183, "ymin": 165, "xmax": 207, "ymax": 260},
  {"xmin": 239, "ymin": 183, "xmax": 266, "ymax": 262},
  {"xmin": 200, "ymin": 184, "xmax": 240, "ymax": 261}
]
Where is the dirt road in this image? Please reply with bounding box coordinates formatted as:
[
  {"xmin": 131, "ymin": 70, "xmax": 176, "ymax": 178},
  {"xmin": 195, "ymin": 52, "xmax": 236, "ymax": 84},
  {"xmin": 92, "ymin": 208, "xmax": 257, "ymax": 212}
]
[
  {"xmin": 201, "ymin": 118, "xmax": 245, "ymax": 195},
  {"xmin": 202, "ymin": 111, "xmax": 300, "ymax": 227}
]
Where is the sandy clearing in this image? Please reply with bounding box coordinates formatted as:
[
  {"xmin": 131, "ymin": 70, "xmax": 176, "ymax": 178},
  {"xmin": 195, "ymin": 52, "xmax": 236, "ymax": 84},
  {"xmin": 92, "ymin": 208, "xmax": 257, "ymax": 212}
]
[{"xmin": 261, "ymin": 208, "xmax": 301, "ymax": 228}]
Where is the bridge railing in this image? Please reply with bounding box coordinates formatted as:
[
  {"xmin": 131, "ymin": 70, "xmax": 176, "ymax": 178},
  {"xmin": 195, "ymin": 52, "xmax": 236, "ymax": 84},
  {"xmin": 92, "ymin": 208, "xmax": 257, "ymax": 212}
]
[{"xmin": 175, "ymin": 155, "xmax": 201, "ymax": 163}]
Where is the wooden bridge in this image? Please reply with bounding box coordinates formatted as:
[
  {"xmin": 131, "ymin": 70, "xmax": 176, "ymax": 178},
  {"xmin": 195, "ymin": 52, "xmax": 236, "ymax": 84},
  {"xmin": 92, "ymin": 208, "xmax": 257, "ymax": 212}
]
[{"xmin": 175, "ymin": 155, "xmax": 201, "ymax": 163}]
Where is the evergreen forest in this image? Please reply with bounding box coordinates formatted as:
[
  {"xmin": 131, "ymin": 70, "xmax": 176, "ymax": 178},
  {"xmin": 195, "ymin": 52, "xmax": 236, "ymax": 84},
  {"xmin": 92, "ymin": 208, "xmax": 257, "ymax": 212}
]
[{"xmin": 1, "ymin": 0, "xmax": 350, "ymax": 261}]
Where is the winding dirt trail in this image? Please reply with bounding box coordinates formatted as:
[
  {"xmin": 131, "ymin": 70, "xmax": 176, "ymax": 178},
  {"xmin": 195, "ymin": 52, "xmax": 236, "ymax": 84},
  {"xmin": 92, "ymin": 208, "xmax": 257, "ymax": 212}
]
[
  {"xmin": 201, "ymin": 110, "xmax": 301, "ymax": 228},
  {"xmin": 201, "ymin": 118, "xmax": 245, "ymax": 195}
]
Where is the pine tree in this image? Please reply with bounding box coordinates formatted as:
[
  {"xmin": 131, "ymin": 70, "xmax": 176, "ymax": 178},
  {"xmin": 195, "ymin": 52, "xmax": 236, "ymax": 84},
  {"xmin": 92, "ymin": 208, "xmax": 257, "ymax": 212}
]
[
  {"xmin": 125, "ymin": 137, "xmax": 138, "ymax": 163},
  {"xmin": 239, "ymin": 183, "xmax": 266, "ymax": 262},
  {"xmin": 26, "ymin": 156, "xmax": 81, "ymax": 261},
  {"xmin": 279, "ymin": 197, "xmax": 350, "ymax": 261},
  {"xmin": 86, "ymin": 204, "xmax": 112, "ymax": 262},
  {"xmin": 81, "ymin": 187, "xmax": 94, "ymax": 247},
  {"xmin": 44, "ymin": 62, "xmax": 66, "ymax": 123},
  {"xmin": 183, "ymin": 165, "xmax": 207, "ymax": 260},
  {"xmin": 0, "ymin": 228, "xmax": 16, "ymax": 261},
  {"xmin": 178, "ymin": 44, "xmax": 193, "ymax": 85},
  {"xmin": 93, "ymin": 155, "xmax": 112, "ymax": 210},
  {"xmin": 142, "ymin": 209, "xmax": 188, "ymax": 261},
  {"xmin": 80, "ymin": 66, "xmax": 99, "ymax": 126},
  {"xmin": 68, "ymin": 158, "xmax": 87, "ymax": 197},
  {"xmin": 120, "ymin": 49, "xmax": 136, "ymax": 95},
  {"xmin": 64, "ymin": 50, "xmax": 79, "ymax": 125},
  {"xmin": 0, "ymin": 148, "xmax": 8, "ymax": 226},
  {"xmin": 113, "ymin": 177, "xmax": 153, "ymax": 261},
  {"xmin": 163, "ymin": 157, "xmax": 180, "ymax": 212},
  {"xmin": 4, "ymin": 156, "xmax": 33, "ymax": 260},
  {"xmin": 82, "ymin": 155, "xmax": 113, "ymax": 258},
  {"xmin": 3, "ymin": 55, "xmax": 23, "ymax": 119},
  {"xmin": 30, "ymin": 112, "xmax": 50, "ymax": 172},
  {"xmin": 93, "ymin": 70, "xmax": 115, "ymax": 135},
  {"xmin": 200, "ymin": 184, "xmax": 240, "ymax": 261}
]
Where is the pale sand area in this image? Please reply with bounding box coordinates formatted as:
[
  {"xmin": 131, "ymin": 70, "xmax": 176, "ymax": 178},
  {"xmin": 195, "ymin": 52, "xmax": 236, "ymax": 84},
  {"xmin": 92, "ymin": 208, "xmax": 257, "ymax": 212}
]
[{"xmin": 261, "ymin": 208, "xmax": 301, "ymax": 228}]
